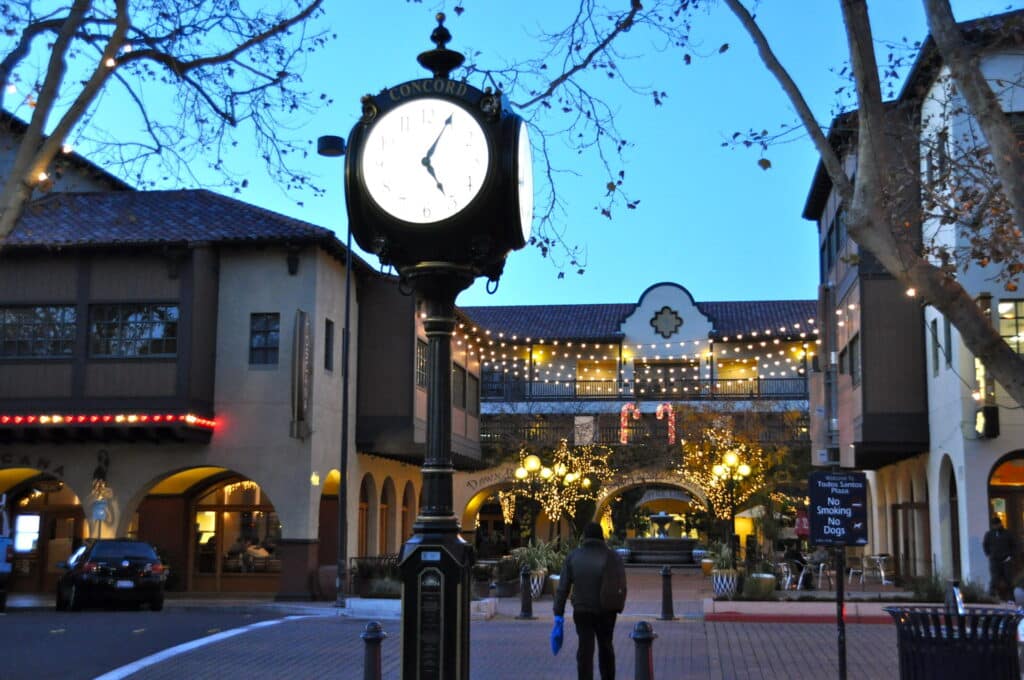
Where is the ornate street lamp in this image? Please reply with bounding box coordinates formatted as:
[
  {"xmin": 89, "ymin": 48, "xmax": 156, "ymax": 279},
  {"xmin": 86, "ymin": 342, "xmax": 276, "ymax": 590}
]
[
  {"xmin": 343, "ymin": 14, "xmax": 531, "ymax": 680},
  {"xmin": 713, "ymin": 450, "xmax": 751, "ymax": 567},
  {"xmin": 513, "ymin": 440, "xmax": 609, "ymax": 525}
]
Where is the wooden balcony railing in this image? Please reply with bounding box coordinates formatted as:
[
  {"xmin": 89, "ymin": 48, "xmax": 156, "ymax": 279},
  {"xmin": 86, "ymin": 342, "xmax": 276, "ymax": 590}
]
[
  {"xmin": 481, "ymin": 377, "xmax": 807, "ymax": 402},
  {"xmin": 480, "ymin": 419, "xmax": 809, "ymax": 448}
]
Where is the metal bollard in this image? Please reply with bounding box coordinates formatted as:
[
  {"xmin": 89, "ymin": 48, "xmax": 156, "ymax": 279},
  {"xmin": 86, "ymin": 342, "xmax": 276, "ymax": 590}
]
[
  {"xmin": 659, "ymin": 565, "xmax": 675, "ymax": 620},
  {"xmin": 361, "ymin": 621, "xmax": 387, "ymax": 680},
  {"xmin": 631, "ymin": 620, "xmax": 658, "ymax": 680},
  {"xmin": 517, "ymin": 564, "xmax": 536, "ymax": 619}
]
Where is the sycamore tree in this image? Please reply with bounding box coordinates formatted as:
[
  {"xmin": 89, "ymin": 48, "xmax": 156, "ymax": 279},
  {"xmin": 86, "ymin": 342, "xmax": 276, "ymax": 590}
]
[
  {"xmin": 0, "ymin": 0, "xmax": 331, "ymax": 247},
  {"xmin": 449, "ymin": 0, "xmax": 1024, "ymax": 406}
]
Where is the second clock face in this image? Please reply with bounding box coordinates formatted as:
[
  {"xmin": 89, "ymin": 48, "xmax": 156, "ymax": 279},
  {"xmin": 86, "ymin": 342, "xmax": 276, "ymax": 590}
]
[{"xmin": 360, "ymin": 98, "xmax": 490, "ymax": 224}]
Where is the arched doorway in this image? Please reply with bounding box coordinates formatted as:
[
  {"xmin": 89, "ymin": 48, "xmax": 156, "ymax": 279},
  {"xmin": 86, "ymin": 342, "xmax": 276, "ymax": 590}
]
[
  {"xmin": 137, "ymin": 467, "xmax": 281, "ymax": 593},
  {"xmin": 401, "ymin": 481, "xmax": 416, "ymax": 543},
  {"xmin": 358, "ymin": 474, "xmax": 378, "ymax": 557},
  {"xmin": 989, "ymin": 452, "xmax": 1024, "ymax": 557},
  {"xmin": 380, "ymin": 478, "xmax": 397, "ymax": 555},
  {"xmin": 1, "ymin": 469, "xmax": 85, "ymax": 594},
  {"xmin": 938, "ymin": 455, "xmax": 961, "ymax": 579}
]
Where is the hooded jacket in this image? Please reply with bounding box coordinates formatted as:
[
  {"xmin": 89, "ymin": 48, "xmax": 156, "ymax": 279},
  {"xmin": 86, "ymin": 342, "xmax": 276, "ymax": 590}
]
[{"xmin": 553, "ymin": 537, "xmax": 627, "ymax": 616}]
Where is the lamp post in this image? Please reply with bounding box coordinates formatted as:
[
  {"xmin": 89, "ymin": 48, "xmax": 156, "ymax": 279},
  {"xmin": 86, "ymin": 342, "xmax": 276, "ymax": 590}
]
[
  {"xmin": 712, "ymin": 450, "xmax": 750, "ymax": 567},
  {"xmin": 317, "ymin": 134, "xmax": 350, "ymax": 608},
  {"xmin": 341, "ymin": 15, "xmax": 532, "ymax": 679}
]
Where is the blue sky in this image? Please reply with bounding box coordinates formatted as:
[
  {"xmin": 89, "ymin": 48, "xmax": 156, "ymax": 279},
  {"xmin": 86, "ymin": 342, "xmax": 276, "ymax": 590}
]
[{"xmin": 48, "ymin": 1, "xmax": 1024, "ymax": 307}]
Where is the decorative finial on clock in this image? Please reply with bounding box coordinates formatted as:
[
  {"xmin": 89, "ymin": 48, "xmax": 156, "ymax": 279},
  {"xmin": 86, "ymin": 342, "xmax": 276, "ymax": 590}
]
[{"xmin": 417, "ymin": 13, "xmax": 465, "ymax": 79}]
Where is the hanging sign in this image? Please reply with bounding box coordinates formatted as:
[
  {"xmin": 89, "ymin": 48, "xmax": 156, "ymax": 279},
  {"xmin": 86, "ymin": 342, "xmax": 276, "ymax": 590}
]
[{"xmin": 808, "ymin": 470, "xmax": 868, "ymax": 546}]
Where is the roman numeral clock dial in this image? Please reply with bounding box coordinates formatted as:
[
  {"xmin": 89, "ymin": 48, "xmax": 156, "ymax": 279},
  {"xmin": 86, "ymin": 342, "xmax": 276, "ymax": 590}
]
[{"xmin": 360, "ymin": 98, "xmax": 489, "ymax": 224}]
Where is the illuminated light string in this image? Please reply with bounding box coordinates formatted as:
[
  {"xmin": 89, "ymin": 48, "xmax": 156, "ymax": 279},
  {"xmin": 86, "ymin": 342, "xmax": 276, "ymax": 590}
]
[
  {"xmin": 619, "ymin": 402, "xmax": 640, "ymax": 444},
  {"xmin": 656, "ymin": 402, "xmax": 676, "ymax": 445},
  {"xmin": 513, "ymin": 439, "xmax": 614, "ymax": 522},
  {"xmin": 0, "ymin": 412, "xmax": 216, "ymax": 429},
  {"xmin": 674, "ymin": 427, "xmax": 767, "ymax": 520},
  {"xmin": 450, "ymin": 320, "xmax": 819, "ymax": 385}
]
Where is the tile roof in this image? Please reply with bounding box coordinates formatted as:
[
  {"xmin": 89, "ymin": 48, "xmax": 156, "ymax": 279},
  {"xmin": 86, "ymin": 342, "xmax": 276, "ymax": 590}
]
[
  {"xmin": 461, "ymin": 299, "xmax": 816, "ymax": 342},
  {"xmin": 8, "ymin": 189, "xmax": 334, "ymax": 248}
]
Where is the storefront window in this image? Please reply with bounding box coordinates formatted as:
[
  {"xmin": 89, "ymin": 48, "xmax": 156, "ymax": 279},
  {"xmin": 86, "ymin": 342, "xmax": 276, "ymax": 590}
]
[
  {"xmin": 14, "ymin": 514, "xmax": 39, "ymax": 553},
  {"xmin": 193, "ymin": 479, "xmax": 280, "ymax": 575}
]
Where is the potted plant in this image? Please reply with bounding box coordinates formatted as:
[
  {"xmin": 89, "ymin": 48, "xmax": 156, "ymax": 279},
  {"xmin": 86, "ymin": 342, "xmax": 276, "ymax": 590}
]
[
  {"xmin": 743, "ymin": 559, "xmax": 777, "ymax": 599},
  {"xmin": 492, "ymin": 556, "xmax": 520, "ymax": 597},
  {"xmin": 701, "ymin": 541, "xmax": 720, "ymax": 577},
  {"xmin": 710, "ymin": 546, "xmax": 739, "ymax": 599},
  {"xmin": 511, "ymin": 540, "xmax": 553, "ymax": 599}
]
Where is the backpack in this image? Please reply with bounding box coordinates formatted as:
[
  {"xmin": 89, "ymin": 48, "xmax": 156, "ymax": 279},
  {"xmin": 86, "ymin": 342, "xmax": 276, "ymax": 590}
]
[{"xmin": 599, "ymin": 549, "xmax": 627, "ymax": 613}]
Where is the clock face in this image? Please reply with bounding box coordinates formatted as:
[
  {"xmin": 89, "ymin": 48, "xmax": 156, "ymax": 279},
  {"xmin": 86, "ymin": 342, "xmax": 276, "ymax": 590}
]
[
  {"xmin": 517, "ymin": 121, "xmax": 534, "ymax": 243},
  {"xmin": 361, "ymin": 98, "xmax": 489, "ymax": 224}
]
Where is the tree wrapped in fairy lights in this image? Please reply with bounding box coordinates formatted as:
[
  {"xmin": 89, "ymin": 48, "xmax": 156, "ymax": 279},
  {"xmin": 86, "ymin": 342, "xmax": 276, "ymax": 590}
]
[
  {"xmin": 675, "ymin": 425, "xmax": 767, "ymax": 520},
  {"xmin": 514, "ymin": 439, "xmax": 615, "ymax": 521}
]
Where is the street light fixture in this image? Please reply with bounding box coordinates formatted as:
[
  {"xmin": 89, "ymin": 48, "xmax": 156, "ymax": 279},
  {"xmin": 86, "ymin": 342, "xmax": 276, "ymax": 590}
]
[
  {"xmin": 513, "ymin": 439, "xmax": 610, "ymax": 526},
  {"xmin": 316, "ymin": 133, "xmax": 350, "ymax": 609},
  {"xmin": 713, "ymin": 449, "xmax": 751, "ymax": 567}
]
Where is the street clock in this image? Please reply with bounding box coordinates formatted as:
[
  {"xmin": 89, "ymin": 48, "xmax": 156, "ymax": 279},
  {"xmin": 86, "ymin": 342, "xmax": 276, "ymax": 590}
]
[{"xmin": 344, "ymin": 15, "xmax": 532, "ymax": 279}]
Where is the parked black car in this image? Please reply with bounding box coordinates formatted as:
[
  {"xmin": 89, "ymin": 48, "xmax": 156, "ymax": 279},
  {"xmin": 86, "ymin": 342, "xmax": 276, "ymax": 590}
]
[{"xmin": 56, "ymin": 539, "xmax": 166, "ymax": 611}]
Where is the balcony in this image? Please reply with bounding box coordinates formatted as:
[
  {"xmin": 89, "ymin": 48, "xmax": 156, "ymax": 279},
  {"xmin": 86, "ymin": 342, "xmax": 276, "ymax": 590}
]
[
  {"xmin": 481, "ymin": 377, "xmax": 808, "ymax": 403},
  {"xmin": 480, "ymin": 417, "xmax": 809, "ymax": 449}
]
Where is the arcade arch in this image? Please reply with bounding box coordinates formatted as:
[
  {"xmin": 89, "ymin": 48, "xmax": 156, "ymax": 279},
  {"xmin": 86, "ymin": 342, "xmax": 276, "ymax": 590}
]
[{"xmin": 0, "ymin": 469, "xmax": 85, "ymax": 594}]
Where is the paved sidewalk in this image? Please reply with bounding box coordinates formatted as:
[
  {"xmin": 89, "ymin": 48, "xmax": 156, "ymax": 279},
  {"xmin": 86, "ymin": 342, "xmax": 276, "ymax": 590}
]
[
  {"xmin": 77, "ymin": 567, "xmax": 904, "ymax": 679},
  {"xmin": 111, "ymin": 612, "xmax": 898, "ymax": 680}
]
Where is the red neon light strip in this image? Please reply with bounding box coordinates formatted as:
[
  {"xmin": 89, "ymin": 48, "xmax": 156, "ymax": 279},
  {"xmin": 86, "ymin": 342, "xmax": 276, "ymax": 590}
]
[{"xmin": 0, "ymin": 412, "xmax": 216, "ymax": 430}]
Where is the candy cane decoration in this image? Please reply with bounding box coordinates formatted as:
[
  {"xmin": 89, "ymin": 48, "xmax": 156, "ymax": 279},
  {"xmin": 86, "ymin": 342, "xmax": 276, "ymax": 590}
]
[
  {"xmin": 620, "ymin": 402, "xmax": 640, "ymax": 444},
  {"xmin": 656, "ymin": 402, "xmax": 676, "ymax": 445}
]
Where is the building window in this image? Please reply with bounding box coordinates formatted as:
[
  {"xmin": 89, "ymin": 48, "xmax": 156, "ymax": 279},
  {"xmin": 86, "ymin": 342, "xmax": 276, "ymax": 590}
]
[
  {"xmin": 249, "ymin": 313, "xmax": 280, "ymax": 365},
  {"xmin": 415, "ymin": 339, "xmax": 428, "ymax": 388},
  {"xmin": 89, "ymin": 303, "xmax": 178, "ymax": 357},
  {"xmin": 467, "ymin": 373, "xmax": 480, "ymax": 416},
  {"xmin": 452, "ymin": 363, "xmax": 467, "ymax": 409},
  {"xmin": 324, "ymin": 318, "xmax": 334, "ymax": 371},
  {"xmin": 931, "ymin": 319, "xmax": 940, "ymax": 376},
  {"xmin": 848, "ymin": 334, "xmax": 861, "ymax": 387},
  {"xmin": 943, "ymin": 316, "xmax": 952, "ymax": 368},
  {"xmin": 0, "ymin": 305, "xmax": 77, "ymax": 358},
  {"xmin": 998, "ymin": 300, "xmax": 1024, "ymax": 354}
]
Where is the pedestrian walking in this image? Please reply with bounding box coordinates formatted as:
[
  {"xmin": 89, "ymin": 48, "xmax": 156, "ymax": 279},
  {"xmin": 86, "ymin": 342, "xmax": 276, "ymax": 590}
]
[
  {"xmin": 552, "ymin": 522, "xmax": 627, "ymax": 680},
  {"xmin": 983, "ymin": 515, "xmax": 1015, "ymax": 601}
]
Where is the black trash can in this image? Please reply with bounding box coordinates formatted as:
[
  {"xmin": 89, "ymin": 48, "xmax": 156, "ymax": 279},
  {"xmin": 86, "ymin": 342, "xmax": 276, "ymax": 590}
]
[{"xmin": 884, "ymin": 606, "xmax": 1023, "ymax": 680}]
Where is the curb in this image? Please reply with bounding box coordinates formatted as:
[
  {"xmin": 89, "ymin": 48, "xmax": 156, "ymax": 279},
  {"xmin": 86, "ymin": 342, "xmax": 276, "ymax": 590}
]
[{"xmin": 704, "ymin": 612, "xmax": 892, "ymax": 624}]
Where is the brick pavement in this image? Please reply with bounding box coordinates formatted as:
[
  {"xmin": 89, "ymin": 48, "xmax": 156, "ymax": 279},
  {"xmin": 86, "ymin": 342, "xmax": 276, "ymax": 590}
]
[
  {"xmin": 112, "ymin": 567, "xmax": 901, "ymax": 680},
  {"xmin": 118, "ymin": 614, "xmax": 898, "ymax": 679}
]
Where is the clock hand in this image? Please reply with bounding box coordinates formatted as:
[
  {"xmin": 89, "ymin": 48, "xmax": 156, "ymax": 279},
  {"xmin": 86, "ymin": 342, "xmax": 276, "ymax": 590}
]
[
  {"xmin": 423, "ymin": 114, "xmax": 454, "ymax": 162},
  {"xmin": 422, "ymin": 159, "xmax": 445, "ymax": 195}
]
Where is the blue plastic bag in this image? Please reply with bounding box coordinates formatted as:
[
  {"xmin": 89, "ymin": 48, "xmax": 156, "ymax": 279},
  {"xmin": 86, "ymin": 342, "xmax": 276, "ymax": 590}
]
[{"xmin": 551, "ymin": 616, "xmax": 564, "ymax": 655}]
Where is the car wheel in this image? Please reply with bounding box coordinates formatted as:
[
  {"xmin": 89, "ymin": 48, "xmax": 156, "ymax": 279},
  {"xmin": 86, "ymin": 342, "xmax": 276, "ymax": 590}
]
[
  {"xmin": 68, "ymin": 584, "xmax": 82, "ymax": 611},
  {"xmin": 150, "ymin": 596, "xmax": 164, "ymax": 612}
]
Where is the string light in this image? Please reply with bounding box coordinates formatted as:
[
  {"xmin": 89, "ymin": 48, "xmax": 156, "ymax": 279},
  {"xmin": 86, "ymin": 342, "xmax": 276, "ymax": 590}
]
[{"xmin": 513, "ymin": 439, "xmax": 614, "ymax": 521}]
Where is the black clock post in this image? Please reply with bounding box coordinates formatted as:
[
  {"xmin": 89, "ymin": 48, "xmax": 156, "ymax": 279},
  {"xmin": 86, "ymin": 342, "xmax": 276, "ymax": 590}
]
[{"xmin": 342, "ymin": 14, "xmax": 532, "ymax": 680}]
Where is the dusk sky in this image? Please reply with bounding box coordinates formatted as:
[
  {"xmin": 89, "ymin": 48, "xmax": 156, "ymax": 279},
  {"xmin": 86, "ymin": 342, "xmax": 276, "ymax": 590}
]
[
  {"xmin": 36, "ymin": 1, "xmax": 1024, "ymax": 308},
  {"xmin": 292, "ymin": 0, "xmax": 1017, "ymax": 308}
]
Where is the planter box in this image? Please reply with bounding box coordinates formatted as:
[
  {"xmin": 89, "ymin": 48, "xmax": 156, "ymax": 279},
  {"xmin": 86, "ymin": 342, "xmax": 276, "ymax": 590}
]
[
  {"xmin": 743, "ymin": 573, "xmax": 777, "ymax": 599},
  {"xmin": 493, "ymin": 579, "xmax": 520, "ymax": 598}
]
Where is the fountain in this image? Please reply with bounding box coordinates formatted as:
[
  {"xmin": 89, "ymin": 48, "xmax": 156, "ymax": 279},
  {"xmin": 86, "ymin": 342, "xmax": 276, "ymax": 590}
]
[{"xmin": 625, "ymin": 512, "xmax": 698, "ymax": 565}]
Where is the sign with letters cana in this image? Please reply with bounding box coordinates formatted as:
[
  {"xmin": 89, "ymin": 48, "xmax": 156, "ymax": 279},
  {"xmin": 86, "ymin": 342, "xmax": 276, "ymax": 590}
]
[{"xmin": 808, "ymin": 470, "xmax": 869, "ymax": 546}]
